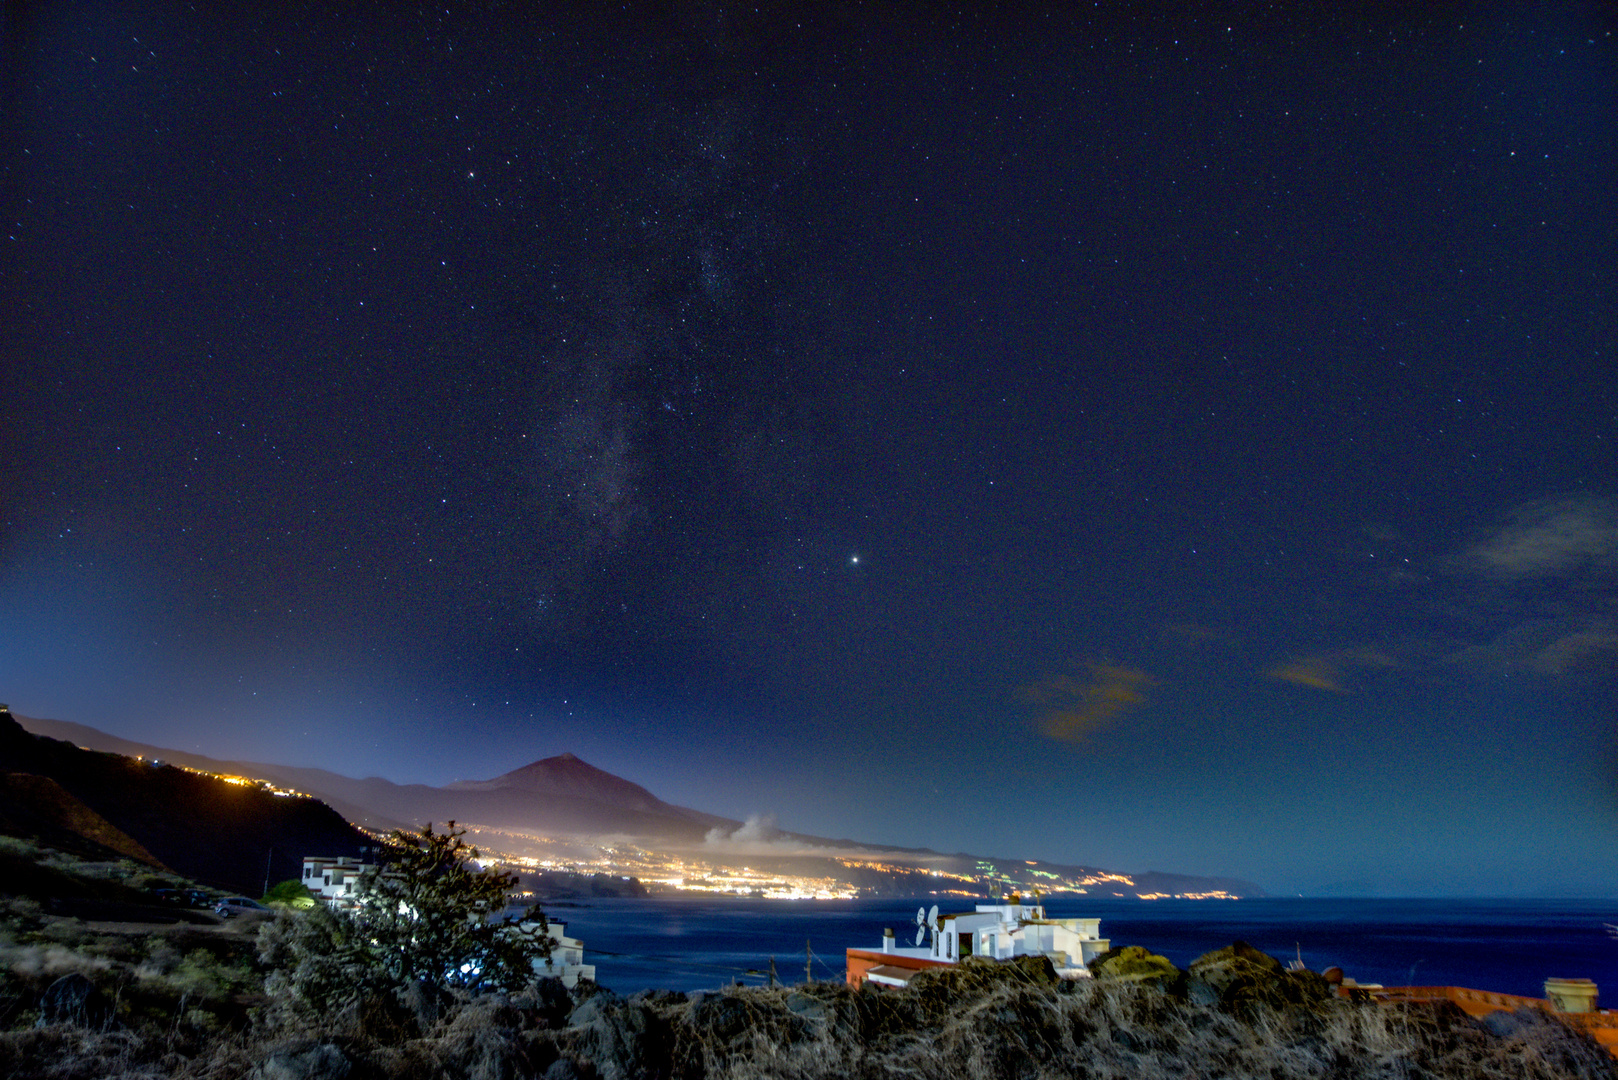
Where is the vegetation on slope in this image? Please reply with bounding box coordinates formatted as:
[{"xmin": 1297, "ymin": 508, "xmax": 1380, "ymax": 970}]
[
  {"xmin": 3, "ymin": 950, "xmax": 1614, "ymax": 1080},
  {"xmin": 1, "ymin": 838, "xmax": 1611, "ymax": 1079}
]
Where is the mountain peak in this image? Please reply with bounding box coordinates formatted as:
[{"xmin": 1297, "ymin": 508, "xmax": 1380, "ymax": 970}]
[{"xmin": 445, "ymin": 754, "xmax": 664, "ymax": 812}]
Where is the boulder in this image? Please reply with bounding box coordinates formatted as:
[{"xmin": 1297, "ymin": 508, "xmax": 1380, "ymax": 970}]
[
  {"xmin": 629, "ymin": 988, "xmax": 687, "ymax": 1010},
  {"xmin": 1187, "ymin": 941, "xmax": 1316, "ymax": 1012},
  {"xmin": 37, "ymin": 973, "xmax": 112, "ymax": 1029},
  {"xmin": 251, "ymin": 1040, "xmax": 355, "ymax": 1080},
  {"xmin": 395, "ymin": 978, "xmax": 454, "ymax": 1033},
  {"xmin": 784, "ymin": 991, "xmax": 830, "ymax": 1025},
  {"xmin": 1088, "ymin": 946, "xmax": 1184, "ymax": 990},
  {"xmin": 543, "ymin": 1058, "xmax": 587, "ymax": 1080},
  {"xmin": 938, "ymin": 986, "xmax": 1070, "ymax": 1078},
  {"xmin": 1008, "ymin": 953, "xmax": 1060, "ymax": 986},
  {"xmin": 668, "ymin": 993, "xmax": 807, "ymax": 1079},
  {"xmin": 348, "ymin": 990, "xmax": 420, "ymax": 1042},
  {"xmin": 569, "ymin": 978, "xmax": 621, "ymax": 1011},
  {"xmin": 520, "ymin": 976, "xmax": 574, "ymax": 1028},
  {"xmin": 687, "ymin": 995, "xmax": 753, "ymax": 1043},
  {"xmin": 1482, "ymin": 1007, "xmax": 1550, "ymax": 1039},
  {"xmin": 568, "ymin": 998, "xmax": 666, "ymax": 1080},
  {"xmin": 570, "ymin": 989, "xmax": 626, "ymax": 1029}
]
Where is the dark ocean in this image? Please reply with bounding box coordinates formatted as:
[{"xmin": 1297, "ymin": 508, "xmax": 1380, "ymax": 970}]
[{"xmin": 545, "ymin": 896, "xmax": 1618, "ymax": 1000}]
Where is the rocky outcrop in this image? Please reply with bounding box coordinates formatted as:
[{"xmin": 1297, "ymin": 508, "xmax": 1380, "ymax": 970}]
[
  {"xmin": 37, "ymin": 974, "xmax": 112, "ymax": 1030},
  {"xmin": 250, "ymin": 1040, "xmax": 358, "ymax": 1080},
  {"xmin": 1088, "ymin": 945, "xmax": 1184, "ymax": 991},
  {"xmin": 1187, "ymin": 941, "xmax": 1334, "ymax": 1013}
]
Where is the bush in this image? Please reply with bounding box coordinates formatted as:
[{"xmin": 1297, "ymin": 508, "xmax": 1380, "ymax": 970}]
[
  {"xmin": 261, "ymin": 879, "xmax": 318, "ymax": 909},
  {"xmin": 257, "ymin": 903, "xmax": 389, "ymax": 1020}
]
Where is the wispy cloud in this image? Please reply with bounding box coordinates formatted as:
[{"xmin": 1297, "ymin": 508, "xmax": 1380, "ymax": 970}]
[
  {"xmin": 1450, "ymin": 619, "xmax": 1618, "ymax": 677},
  {"xmin": 1265, "ymin": 648, "xmax": 1398, "ymax": 693},
  {"xmin": 1534, "ymin": 629, "xmax": 1618, "ymax": 674},
  {"xmin": 1436, "ymin": 496, "xmax": 1618, "ymax": 680},
  {"xmin": 1457, "ymin": 497, "xmax": 1618, "ymax": 579},
  {"xmin": 1025, "ymin": 663, "xmax": 1152, "ymax": 742}
]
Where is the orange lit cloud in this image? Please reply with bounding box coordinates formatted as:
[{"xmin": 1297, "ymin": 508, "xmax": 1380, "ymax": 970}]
[
  {"xmin": 1265, "ymin": 648, "xmax": 1397, "ymax": 693},
  {"xmin": 1026, "ymin": 663, "xmax": 1152, "ymax": 742}
]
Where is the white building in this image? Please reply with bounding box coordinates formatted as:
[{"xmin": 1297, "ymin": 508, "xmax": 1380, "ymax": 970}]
[
  {"xmin": 848, "ymin": 896, "xmax": 1110, "ymax": 987},
  {"xmin": 302, "ymin": 855, "xmax": 374, "ymax": 909},
  {"xmin": 519, "ymin": 917, "xmax": 596, "ymax": 989}
]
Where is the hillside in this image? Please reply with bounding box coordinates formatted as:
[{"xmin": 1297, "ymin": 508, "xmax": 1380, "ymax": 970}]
[
  {"xmin": 0, "ymin": 708, "xmax": 369, "ymax": 894},
  {"xmin": 0, "ymin": 772, "xmax": 165, "ymax": 867}
]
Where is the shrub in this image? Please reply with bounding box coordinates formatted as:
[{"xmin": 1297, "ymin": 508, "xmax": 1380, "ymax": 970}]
[
  {"xmin": 257, "ymin": 903, "xmax": 389, "ymax": 1020},
  {"xmin": 261, "ymin": 879, "xmax": 318, "ymax": 909}
]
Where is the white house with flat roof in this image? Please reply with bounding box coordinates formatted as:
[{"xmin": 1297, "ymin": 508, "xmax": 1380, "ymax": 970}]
[
  {"xmin": 516, "ymin": 916, "xmax": 596, "ymax": 988},
  {"xmin": 302, "ymin": 856, "xmax": 374, "ymax": 909},
  {"xmin": 847, "ymin": 896, "xmax": 1110, "ymax": 987}
]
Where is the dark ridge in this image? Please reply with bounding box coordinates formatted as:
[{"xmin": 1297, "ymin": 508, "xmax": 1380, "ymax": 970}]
[
  {"xmin": 0, "ymin": 772, "xmax": 166, "ymax": 867},
  {"xmin": 0, "ymin": 712, "xmax": 369, "ymax": 894}
]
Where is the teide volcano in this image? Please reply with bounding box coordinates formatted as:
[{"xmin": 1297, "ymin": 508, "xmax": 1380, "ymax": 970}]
[
  {"xmin": 447, "ymin": 752, "xmax": 692, "ymax": 814},
  {"xmin": 426, "ymin": 752, "xmax": 738, "ymax": 839}
]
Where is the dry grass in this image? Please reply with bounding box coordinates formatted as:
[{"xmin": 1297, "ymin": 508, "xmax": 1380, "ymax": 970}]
[
  {"xmin": 1, "ymin": 911, "xmax": 1613, "ymax": 1080},
  {"xmin": 677, "ymin": 977, "xmax": 1616, "ymax": 1080}
]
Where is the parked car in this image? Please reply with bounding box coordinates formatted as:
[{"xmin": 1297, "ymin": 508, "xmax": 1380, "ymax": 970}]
[{"xmin": 214, "ymin": 896, "xmax": 271, "ymax": 918}]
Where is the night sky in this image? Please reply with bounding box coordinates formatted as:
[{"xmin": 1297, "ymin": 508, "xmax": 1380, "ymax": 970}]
[{"xmin": 4, "ymin": 3, "xmax": 1614, "ymax": 897}]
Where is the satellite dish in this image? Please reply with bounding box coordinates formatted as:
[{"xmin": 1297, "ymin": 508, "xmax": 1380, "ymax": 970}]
[
  {"xmin": 915, "ymin": 925, "xmax": 926, "ymax": 947},
  {"xmin": 927, "ymin": 904, "xmax": 939, "ymax": 930},
  {"xmin": 916, "ymin": 906, "xmax": 926, "ymax": 926}
]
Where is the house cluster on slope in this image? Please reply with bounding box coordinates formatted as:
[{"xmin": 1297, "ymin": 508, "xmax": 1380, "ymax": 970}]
[
  {"xmin": 301, "ymin": 855, "xmax": 595, "ymax": 987},
  {"xmin": 846, "ymin": 895, "xmax": 1110, "ymax": 987}
]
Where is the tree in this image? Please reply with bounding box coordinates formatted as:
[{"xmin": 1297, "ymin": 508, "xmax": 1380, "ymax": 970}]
[
  {"xmin": 258, "ymin": 822, "xmax": 552, "ymax": 1018},
  {"xmin": 352, "ymin": 821, "xmax": 551, "ymax": 993},
  {"xmin": 262, "ymin": 878, "xmax": 318, "ymax": 908}
]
